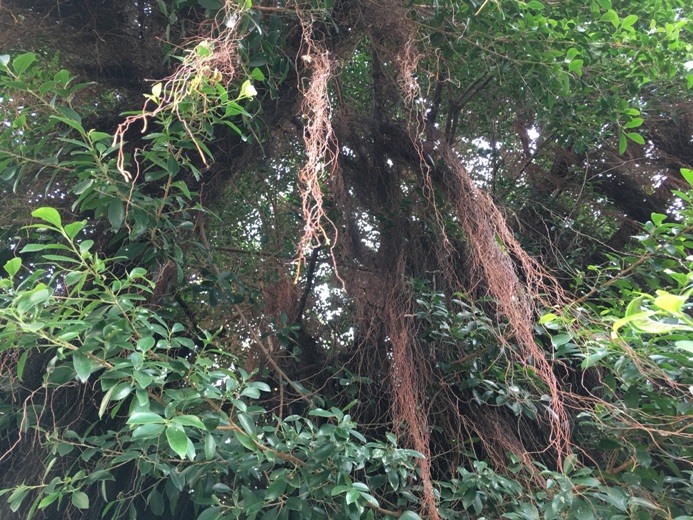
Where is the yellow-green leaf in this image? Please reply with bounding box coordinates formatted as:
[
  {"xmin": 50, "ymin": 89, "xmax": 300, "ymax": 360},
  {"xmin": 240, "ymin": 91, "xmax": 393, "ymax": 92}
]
[{"xmin": 32, "ymin": 207, "xmax": 62, "ymax": 228}]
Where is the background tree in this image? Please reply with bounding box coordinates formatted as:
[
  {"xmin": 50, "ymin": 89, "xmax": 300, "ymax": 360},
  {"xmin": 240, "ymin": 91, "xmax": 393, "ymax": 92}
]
[{"xmin": 0, "ymin": 0, "xmax": 691, "ymax": 519}]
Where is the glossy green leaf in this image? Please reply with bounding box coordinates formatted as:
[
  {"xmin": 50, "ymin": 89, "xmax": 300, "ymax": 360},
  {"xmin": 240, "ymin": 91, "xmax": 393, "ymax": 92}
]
[
  {"xmin": 627, "ymin": 132, "xmax": 645, "ymax": 145},
  {"xmin": 172, "ymin": 415, "xmax": 206, "ymax": 430},
  {"xmin": 132, "ymin": 423, "xmax": 165, "ymax": 440},
  {"xmin": 108, "ymin": 199, "xmax": 125, "ymax": 230},
  {"xmin": 204, "ymin": 433, "xmax": 216, "ymax": 460},
  {"xmin": 3, "ymin": 257, "xmax": 21, "ymax": 277},
  {"xmin": 653, "ymin": 291, "xmax": 686, "ymax": 313},
  {"xmin": 264, "ymin": 478, "xmax": 287, "ymax": 501},
  {"xmin": 197, "ymin": 507, "xmax": 222, "ymax": 520},
  {"xmin": 12, "ymin": 52, "xmax": 36, "ymax": 75},
  {"xmin": 166, "ymin": 426, "xmax": 190, "ymax": 459},
  {"xmin": 71, "ymin": 491, "xmax": 89, "ymax": 510},
  {"xmin": 72, "ymin": 352, "xmax": 93, "ymax": 383},
  {"xmin": 128, "ymin": 412, "xmax": 165, "ymax": 425},
  {"xmin": 618, "ymin": 131, "xmax": 627, "ymax": 155},
  {"xmin": 621, "ymin": 14, "xmax": 638, "ymax": 29},
  {"xmin": 32, "ymin": 207, "xmax": 62, "ymax": 227}
]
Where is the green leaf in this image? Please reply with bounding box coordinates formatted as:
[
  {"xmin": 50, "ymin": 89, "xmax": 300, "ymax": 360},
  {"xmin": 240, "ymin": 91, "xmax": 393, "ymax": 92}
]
[
  {"xmin": 136, "ymin": 336, "xmax": 155, "ymax": 352},
  {"xmin": 568, "ymin": 59, "xmax": 584, "ymax": 76},
  {"xmin": 132, "ymin": 423, "xmax": 165, "ymax": 440},
  {"xmin": 73, "ymin": 179, "xmax": 94, "ymax": 195},
  {"xmin": 111, "ymin": 383, "xmax": 133, "ymax": 401},
  {"xmin": 204, "ymin": 433, "xmax": 217, "ymax": 460},
  {"xmin": 571, "ymin": 477, "xmax": 601, "ymax": 487},
  {"xmin": 233, "ymin": 430, "xmax": 258, "ymax": 452},
  {"xmin": 73, "ymin": 352, "xmax": 93, "ymax": 383},
  {"xmin": 63, "ymin": 221, "xmax": 86, "ymax": 240},
  {"xmin": 212, "ymin": 483, "xmax": 231, "ymax": 493},
  {"xmin": 650, "ymin": 212, "xmax": 667, "ymax": 226},
  {"xmin": 8, "ymin": 486, "xmax": 30, "ymax": 513},
  {"xmin": 17, "ymin": 287, "xmax": 51, "ymax": 312},
  {"xmin": 621, "ymin": 14, "xmax": 638, "ymax": 29},
  {"xmin": 166, "ymin": 426, "xmax": 190, "ymax": 459},
  {"xmin": 618, "ymin": 131, "xmax": 627, "ymax": 155},
  {"xmin": 600, "ymin": 9, "xmax": 619, "ymax": 28},
  {"xmin": 19, "ymin": 243, "xmax": 50, "ymax": 253},
  {"xmin": 264, "ymin": 478, "xmax": 287, "ymax": 501},
  {"xmin": 50, "ymin": 114, "xmax": 85, "ymax": 133},
  {"xmin": 151, "ymin": 82, "xmax": 163, "ymax": 99},
  {"xmin": 539, "ymin": 313, "xmax": 559, "ymax": 325},
  {"xmin": 627, "ymin": 132, "xmax": 645, "ymax": 145},
  {"xmin": 71, "ymin": 491, "xmax": 89, "ymax": 510},
  {"xmin": 681, "ymin": 168, "xmax": 693, "ymax": 188},
  {"xmin": 38, "ymin": 492, "xmax": 61, "ymax": 509},
  {"xmin": 133, "ymin": 370, "xmax": 153, "ymax": 389},
  {"xmin": 173, "ymin": 415, "xmax": 206, "ymax": 430},
  {"xmin": 624, "ymin": 117, "xmax": 643, "ymax": 129},
  {"xmin": 56, "ymin": 105, "xmax": 82, "ymax": 124},
  {"xmin": 581, "ymin": 349, "xmax": 610, "ymax": 369},
  {"xmin": 237, "ymin": 413, "xmax": 256, "ymax": 435},
  {"xmin": 628, "ymin": 496, "xmax": 657, "ymax": 510},
  {"xmin": 4, "ymin": 257, "xmax": 21, "ymax": 278},
  {"xmin": 613, "ymin": 310, "xmax": 674, "ymax": 334},
  {"xmin": 17, "ymin": 351, "xmax": 29, "ymax": 381},
  {"xmin": 99, "ymin": 385, "xmax": 115, "ymax": 419},
  {"xmin": 653, "ymin": 291, "xmax": 686, "ymax": 314},
  {"xmin": 308, "ymin": 408, "xmax": 335, "ymax": 418},
  {"xmin": 32, "ymin": 207, "xmax": 62, "ymax": 227},
  {"xmin": 572, "ymin": 499, "xmax": 596, "ymax": 520},
  {"xmin": 197, "ymin": 507, "xmax": 222, "ymax": 520},
  {"xmin": 562, "ymin": 453, "xmax": 577, "ymax": 473},
  {"xmin": 551, "ymin": 333, "xmax": 571, "ymax": 347},
  {"xmin": 108, "ymin": 199, "xmax": 125, "ymax": 230},
  {"xmin": 345, "ymin": 488, "xmax": 361, "ymax": 505},
  {"xmin": 166, "ymin": 155, "xmax": 180, "ymax": 175},
  {"xmin": 12, "ymin": 52, "xmax": 36, "ymax": 75},
  {"xmin": 250, "ymin": 67, "xmax": 266, "ymax": 81},
  {"xmin": 148, "ymin": 489, "xmax": 165, "ymax": 516},
  {"xmin": 128, "ymin": 412, "xmax": 165, "ymax": 425}
]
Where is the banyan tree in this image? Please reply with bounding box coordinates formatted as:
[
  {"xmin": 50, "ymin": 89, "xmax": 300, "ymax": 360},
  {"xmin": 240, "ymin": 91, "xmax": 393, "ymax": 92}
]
[{"xmin": 0, "ymin": 1, "xmax": 691, "ymax": 518}]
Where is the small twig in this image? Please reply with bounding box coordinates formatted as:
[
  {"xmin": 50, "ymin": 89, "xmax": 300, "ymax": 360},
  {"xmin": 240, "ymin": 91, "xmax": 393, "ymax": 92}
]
[{"xmin": 570, "ymin": 253, "xmax": 651, "ymax": 306}]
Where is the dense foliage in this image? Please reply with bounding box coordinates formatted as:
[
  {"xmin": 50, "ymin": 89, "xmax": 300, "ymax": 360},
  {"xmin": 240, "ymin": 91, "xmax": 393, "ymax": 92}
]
[{"xmin": 0, "ymin": 0, "xmax": 691, "ymax": 519}]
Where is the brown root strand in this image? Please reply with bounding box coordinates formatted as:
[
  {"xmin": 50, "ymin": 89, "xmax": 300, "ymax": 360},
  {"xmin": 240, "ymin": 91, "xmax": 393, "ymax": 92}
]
[
  {"xmin": 295, "ymin": 17, "xmax": 340, "ymax": 277},
  {"xmin": 386, "ymin": 266, "xmax": 440, "ymax": 520}
]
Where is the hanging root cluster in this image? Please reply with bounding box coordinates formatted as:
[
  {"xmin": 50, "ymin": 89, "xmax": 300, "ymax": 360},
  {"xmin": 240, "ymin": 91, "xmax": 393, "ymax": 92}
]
[
  {"xmin": 442, "ymin": 148, "xmax": 572, "ymax": 463},
  {"xmin": 294, "ymin": 16, "xmax": 340, "ymax": 278},
  {"xmin": 386, "ymin": 266, "xmax": 440, "ymax": 520},
  {"xmin": 380, "ymin": 0, "xmax": 573, "ymax": 467}
]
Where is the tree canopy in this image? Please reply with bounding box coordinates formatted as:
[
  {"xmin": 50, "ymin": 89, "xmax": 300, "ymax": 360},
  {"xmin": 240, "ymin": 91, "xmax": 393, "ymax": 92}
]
[{"xmin": 0, "ymin": 0, "xmax": 691, "ymax": 519}]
